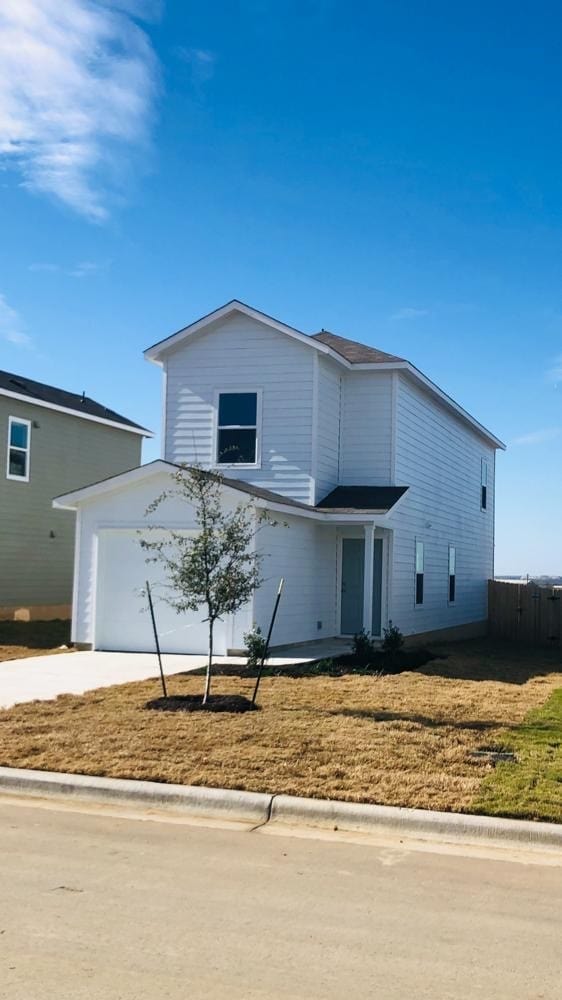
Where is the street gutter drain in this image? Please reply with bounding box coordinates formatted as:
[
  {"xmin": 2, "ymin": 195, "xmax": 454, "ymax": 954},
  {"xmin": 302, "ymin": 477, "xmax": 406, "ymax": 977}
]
[{"xmin": 471, "ymin": 748, "xmax": 518, "ymax": 765}]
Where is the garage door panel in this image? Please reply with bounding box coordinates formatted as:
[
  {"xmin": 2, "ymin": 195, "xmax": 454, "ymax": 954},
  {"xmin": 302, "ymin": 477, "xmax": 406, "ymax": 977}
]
[{"xmin": 95, "ymin": 530, "xmax": 227, "ymax": 654}]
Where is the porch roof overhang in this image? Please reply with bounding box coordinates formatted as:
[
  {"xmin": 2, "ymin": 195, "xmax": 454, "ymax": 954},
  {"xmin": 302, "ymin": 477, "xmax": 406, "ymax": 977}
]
[{"xmin": 53, "ymin": 459, "xmax": 408, "ymax": 525}]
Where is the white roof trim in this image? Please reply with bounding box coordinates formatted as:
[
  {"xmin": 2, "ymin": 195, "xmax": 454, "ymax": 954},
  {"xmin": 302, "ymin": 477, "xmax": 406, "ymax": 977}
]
[
  {"xmin": 143, "ymin": 300, "xmax": 350, "ymax": 369},
  {"xmin": 327, "ymin": 360, "xmax": 504, "ymax": 448},
  {"xmin": 53, "ymin": 460, "xmax": 170, "ymax": 509},
  {"xmin": 53, "ymin": 459, "xmax": 398, "ymax": 524},
  {"xmin": 402, "ymin": 364, "xmax": 506, "ymax": 450},
  {"xmin": 254, "ymin": 496, "xmax": 392, "ymax": 524},
  {"xmin": 0, "ymin": 387, "xmax": 152, "ymax": 438},
  {"xmin": 144, "ymin": 300, "xmax": 504, "ymax": 450}
]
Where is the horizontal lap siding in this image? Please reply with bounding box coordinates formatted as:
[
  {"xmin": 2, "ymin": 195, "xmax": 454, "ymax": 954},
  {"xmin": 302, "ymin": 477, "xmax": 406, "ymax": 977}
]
[
  {"xmin": 73, "ymin": 472, "xmax": 252, "ymax": 646},
  {"xmin": 315, "ymin": 357, "xmax": 341, "ymax": 502},
  {"xmin": 253, "ymin": 517, "xmax": 338, "ymax": 646},
  {"xmin": 165, "ymin": 315, "xmax": 314, "ymax": 503},
  {"xmin": 340, "ymin": 372, "xmax": 393, "ymax": 485},
  {"xmin": 389, "ymin": 375, "xmax": 495, "ymax": 636},
  {"xmin": 75, "ymin": 480, "xmax": 338, "ymax": 649},
  {"xmin": 0, "ymin": 397, "xmax": 141, "ymax": 608}
]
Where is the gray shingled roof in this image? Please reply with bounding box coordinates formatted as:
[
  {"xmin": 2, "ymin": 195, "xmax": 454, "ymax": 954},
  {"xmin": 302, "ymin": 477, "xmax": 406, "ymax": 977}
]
[
  {"xmin": 316, "ymin": 485, "xmax": 408, "ymax": 512},
  {"xmin": 199, "ymin": 468, "xmax": 408, "ymax": 514},
  {"xmin": 55, "ymin": 459, "xmax": 409, "ymax": 516},
  {"xmin": 0, "ymin": 369, "xmax": 149, "ymax": 432},
  {"xmin": 312, "ymin": 330, "xmax": 405, "ymax": 364}
]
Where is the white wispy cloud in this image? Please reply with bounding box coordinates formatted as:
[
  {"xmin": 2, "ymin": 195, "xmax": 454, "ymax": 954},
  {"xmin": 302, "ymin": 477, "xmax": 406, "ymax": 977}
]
[
  {"xmin": 29, "ymin": 259, "xmax": 110, "ymax": 277},
  {"xmin": 511, "ymin": 427, "xmax": 562, "ymax": 447},
  {"xmin": 546, "ymin": 354, "xmax": 562, "ymax": 385},
  {"xmin": 390, "ymin": 307, "xmax": 429, "ymax": 321},
  {"xmin": 0, "ymin": 294, "xmax": 31, "ymax": 347},
  {"xmin": 69, "ymin": 260, "xmax": 107, "ymax": 278},
  {"xmin": 28, "ymin": 262, "xmax": 60, "ymax": 273},
  {"xmin": 0, "ymin": 0, "xmax": 160, "ymax": 221},
  {"xmin": 176, "ymin": 46, "xmax": 217, "ymax": 85}
]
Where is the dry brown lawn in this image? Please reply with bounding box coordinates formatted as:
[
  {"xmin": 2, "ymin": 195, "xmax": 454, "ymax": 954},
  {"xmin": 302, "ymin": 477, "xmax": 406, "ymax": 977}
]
[
  {"xmin": 0, "ymin": 620, "xmax": 72, "ymax": 662},
  {"xmin": 0, "ymin": 639, "xmax": 561, "ymax": 815}
]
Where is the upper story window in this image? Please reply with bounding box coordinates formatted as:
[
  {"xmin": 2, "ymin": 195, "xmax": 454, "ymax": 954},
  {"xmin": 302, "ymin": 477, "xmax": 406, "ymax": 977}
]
[
  {"xmin": 216, "ymin": 391, "xmax": 259, "ymax": 466},
  {"xmin": 481, "ymin": 459, "xmax": 488, "ymax": 510},
  {"xmin": 415, "ymin": 539, "xmax": 424, "ymax": 605},
  {"xmin": 7, "ymin": 417, "xmax": 31, "ymax": 481}
]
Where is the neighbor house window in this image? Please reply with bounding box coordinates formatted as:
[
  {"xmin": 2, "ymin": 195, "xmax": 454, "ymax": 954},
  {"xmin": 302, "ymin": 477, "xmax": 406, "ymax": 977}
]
[
  {"xmin": 448, "ymin": 545, "xmax": 456, "ymax": 604},
  {"xmin": 6, "ymin": 417, "xmax": 31, "ymax": 481},
  {"xmin": 481, "ymin": 459, "xmax": 488, "ymax": 510},
  {"xmin": 216, "ymin": 392, "xmax": 258, "ymax": 465},
  {"xmin": 415, "ymin": 540, "xmax": 424, "ymax": 605}
]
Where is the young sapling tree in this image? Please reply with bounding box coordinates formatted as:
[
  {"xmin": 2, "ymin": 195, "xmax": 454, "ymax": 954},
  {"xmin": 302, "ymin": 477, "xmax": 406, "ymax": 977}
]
[{"xmin": 140, "ymin": 465, "xmax": 270, "ymax": 705}]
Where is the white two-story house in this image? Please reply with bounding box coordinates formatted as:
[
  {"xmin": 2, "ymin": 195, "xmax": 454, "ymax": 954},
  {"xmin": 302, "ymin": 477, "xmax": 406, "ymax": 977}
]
[{"xmin": 55, "ymin": 300, "xmax": 505, "ymax": 654}]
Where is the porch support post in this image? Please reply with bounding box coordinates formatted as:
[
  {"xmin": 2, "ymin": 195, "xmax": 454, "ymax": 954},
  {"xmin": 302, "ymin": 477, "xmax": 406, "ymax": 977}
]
[{"xmin": 363, "ymin": 523, "xmax": 375, "ymax": 635}]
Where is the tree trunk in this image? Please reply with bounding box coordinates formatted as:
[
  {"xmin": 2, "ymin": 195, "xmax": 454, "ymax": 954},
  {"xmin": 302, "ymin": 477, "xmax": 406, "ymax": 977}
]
[{"xmin": 203, "ymin": 619, "xmax": 214, "ymax": 704}]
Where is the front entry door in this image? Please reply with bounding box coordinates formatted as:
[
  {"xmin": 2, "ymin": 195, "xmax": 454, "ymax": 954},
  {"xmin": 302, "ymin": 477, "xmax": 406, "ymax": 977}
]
[{"xmin": 341, "ymin": 538, "xmax": 365, "ymax": 634}]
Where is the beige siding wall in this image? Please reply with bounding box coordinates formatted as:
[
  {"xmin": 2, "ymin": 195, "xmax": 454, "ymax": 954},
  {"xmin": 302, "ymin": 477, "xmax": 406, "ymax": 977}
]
[{"xmin": 0, "ymin": 396, "xmax": 142, "ymax": 611}]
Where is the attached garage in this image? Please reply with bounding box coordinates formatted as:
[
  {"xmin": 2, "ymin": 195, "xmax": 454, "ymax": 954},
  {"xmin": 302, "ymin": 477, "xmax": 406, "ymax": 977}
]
[
  {"xmin": 52, "ymin": 463, "xmax": 254, "ymax": 654},
  {"xmin": 95, "ymin": 528, "xmax": 228, "ymax": 654}
]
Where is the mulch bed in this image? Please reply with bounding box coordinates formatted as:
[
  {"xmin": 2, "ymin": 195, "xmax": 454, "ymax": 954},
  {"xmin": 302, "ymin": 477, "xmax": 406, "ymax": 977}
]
[
  {"xmin": 202, "ymin": 647, "xmax": 439, "ymax": 679},
  {"xmin": 146, "ymin": 694, "xmax": 258, "ymax": 714}
]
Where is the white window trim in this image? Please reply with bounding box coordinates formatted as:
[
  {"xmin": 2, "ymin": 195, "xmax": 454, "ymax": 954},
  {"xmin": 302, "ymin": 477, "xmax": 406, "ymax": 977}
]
[
  {"xmin": 414, "ymin": 538, "xmax": 424, "ymax": 607},
  {"xmin": 212, "ymin": 388, "xmax": 263, "ymax": 470},
  {"xmin": 448, "ymin": 544, "xmax": 456, "ymax": 606},
  {"xmin": 6, "ymin": 416, "xmax": 31, "ymax": 482}
]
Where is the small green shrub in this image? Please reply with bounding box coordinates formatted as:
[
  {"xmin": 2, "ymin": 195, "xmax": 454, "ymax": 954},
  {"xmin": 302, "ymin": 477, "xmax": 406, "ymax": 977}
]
[
  {"xmin": 352, "ymin": 629, "xmax": 376, "ymax": 664},
  {"xmin": 243, "ymin": 625, "xmax": 267, "ymax": 669},
  {"xmin": 381, "ymin": 620, "xmax": 404, "ymax": 656}
]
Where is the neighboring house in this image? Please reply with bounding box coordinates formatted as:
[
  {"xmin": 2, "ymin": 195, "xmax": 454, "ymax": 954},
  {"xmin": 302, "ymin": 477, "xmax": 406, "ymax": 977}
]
[
  {"xmin": 54, "ymin": 300, "xmax": 505, "ymax": 653},
  {"xmin": 0, "ymin": 370, "xmax": 151, "ymax": 621}
]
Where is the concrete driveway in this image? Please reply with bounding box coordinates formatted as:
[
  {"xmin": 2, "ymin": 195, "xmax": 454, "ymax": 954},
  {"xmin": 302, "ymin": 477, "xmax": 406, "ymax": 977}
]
[
  {"xmin": 0, "ymin": 651, "xmax": 208, "ymax": 709},
  {"xmin": 0, "ymin": 639, "xmax": 349, "ymax": 709}
]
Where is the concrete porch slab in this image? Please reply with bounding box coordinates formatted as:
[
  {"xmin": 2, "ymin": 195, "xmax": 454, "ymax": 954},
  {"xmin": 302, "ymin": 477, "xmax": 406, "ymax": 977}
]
[{"xmin": 0, "ymin": 640, "xmax": 352, "ymax": 710}]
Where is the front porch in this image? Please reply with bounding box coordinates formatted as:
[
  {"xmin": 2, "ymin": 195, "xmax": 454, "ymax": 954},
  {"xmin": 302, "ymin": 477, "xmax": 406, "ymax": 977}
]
[
  {"xmin": 336, "ymin": 524, "xmax": 391, "ymax": 640},
  {"xmin": 254, "ymin": 512, "xmax": 392, "ymax": 650}
]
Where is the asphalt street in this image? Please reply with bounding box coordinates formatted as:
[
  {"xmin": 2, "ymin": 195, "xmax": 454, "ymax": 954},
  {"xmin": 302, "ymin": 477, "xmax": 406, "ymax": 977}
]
[{"xmin": 1, "ymin": 798, "xmax": 560, "ymax": 999}]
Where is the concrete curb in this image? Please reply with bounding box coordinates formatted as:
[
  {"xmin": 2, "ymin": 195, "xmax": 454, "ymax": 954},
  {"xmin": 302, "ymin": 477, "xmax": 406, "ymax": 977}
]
[
  {"xmin": 269, "ymin": 795, "xmax": 562, "ymax": 847},
  {"xmin": 0, "ymin": 767, "xmax": 560, "ymax": 848},
  {"xmin": 0, "ymin": 767, "xmax": 272, "ymax": 826}
]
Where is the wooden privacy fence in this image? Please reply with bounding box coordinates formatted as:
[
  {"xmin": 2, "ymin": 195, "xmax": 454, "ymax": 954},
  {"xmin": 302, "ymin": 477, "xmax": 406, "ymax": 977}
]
[{"xmin": 488, "ymin": 580, "xmax": 562, "ymax": 647}]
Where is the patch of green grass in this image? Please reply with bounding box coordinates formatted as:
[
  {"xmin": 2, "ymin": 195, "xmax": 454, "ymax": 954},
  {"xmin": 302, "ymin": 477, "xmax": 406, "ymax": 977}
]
[{"xmin": 471, "ymin": 688, "xmax": 562, "ymax": 823}]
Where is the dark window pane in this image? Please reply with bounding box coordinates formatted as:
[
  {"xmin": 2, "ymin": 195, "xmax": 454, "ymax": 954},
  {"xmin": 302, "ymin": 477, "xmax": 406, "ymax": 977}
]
[
  {"xmin": 416, "ymin": 573, "xmax": 424, "ymax": 605},
  {"xmin": 9, "ymin": 448, "xmax": 27, "ymax": 477},
  {"xmin": 449, "ymin": 575, "xmax": 456, "ymax": 603},
  {"xmin": 218, "ymin": 428, "xmax": 256, "ymax": 464},
  {"xmin": 481, "ymin": 485, "xmax": 487, "ymax": 510},
  {"xmin": 218, "ymin": 393, "xmax": 257, "ymax": 426},
  {"xmin": 10, "ymin": 422, "xmax": 28, "ymax": 449}
]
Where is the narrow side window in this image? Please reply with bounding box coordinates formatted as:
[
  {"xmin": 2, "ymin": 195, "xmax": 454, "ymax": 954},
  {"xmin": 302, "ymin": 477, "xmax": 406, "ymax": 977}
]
[
  {"xmin": 448, "ymin": 545, "xmax": 456, "ymax": 604},
  {"xmin": 415, "ymin": 540, "xmax": 424, "ymax": 605},
  {"xmin": 6, "ymin": 417, "xmax": 31, "ymax": 481},
  {"xmin": 481, "ymin": 459, "xmax": 488, "ymax": 510}
]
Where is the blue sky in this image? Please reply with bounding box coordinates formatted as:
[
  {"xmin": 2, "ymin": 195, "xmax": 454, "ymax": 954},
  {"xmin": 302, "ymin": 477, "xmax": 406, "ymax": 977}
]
[{"xmin": 1, "ymin": 1, "xmax": 561, "ymax": 574}]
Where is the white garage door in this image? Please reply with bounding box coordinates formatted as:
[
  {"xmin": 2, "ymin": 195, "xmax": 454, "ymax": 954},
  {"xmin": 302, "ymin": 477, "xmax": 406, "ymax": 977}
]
[{"xmin": 95, "ymin": 529, "xmax": 228, "ymax": 654}]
